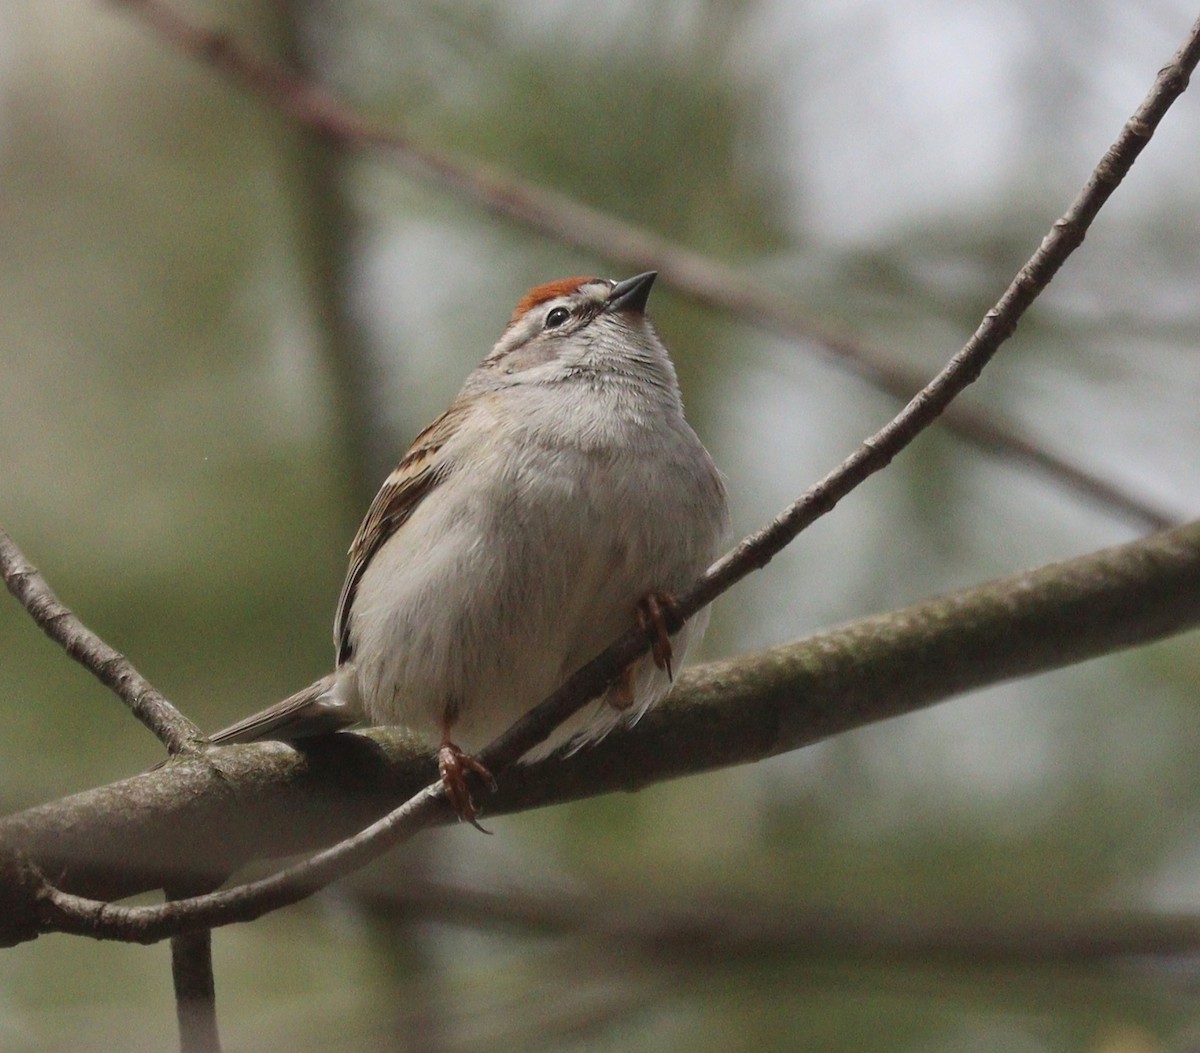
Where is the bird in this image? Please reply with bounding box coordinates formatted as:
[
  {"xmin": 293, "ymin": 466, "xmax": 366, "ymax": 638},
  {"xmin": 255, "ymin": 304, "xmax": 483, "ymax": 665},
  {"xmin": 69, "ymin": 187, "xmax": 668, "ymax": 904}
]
[{"xmin": 206, "ymin": 271, "xmax": 729, "ymax": 826}]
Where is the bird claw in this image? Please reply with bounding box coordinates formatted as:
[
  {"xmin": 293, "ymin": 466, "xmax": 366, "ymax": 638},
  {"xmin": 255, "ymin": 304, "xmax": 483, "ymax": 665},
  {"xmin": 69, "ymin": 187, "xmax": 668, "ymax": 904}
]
[
  {"xmin": 636, "ymin": 591, "xmax": 678, "ymax": 681},
  {"xmin": 438, "ymin": 742, "xmax": 497, "ymax": 834}
]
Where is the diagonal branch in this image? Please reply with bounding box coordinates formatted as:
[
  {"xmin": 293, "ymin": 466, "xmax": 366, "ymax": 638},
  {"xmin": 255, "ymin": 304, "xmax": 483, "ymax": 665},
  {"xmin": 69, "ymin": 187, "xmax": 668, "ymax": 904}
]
[
  {"xmin": 0, "ymin": 530, "xmax": 201, "ymax": 754},
  {"xmin": 107, "ymin": 0, "xmax": 1179, "ymax": 531},
  {"xmin": 479, "ymin": 13, "xmax": 1200, "ymax": 769},
  {"xmin": 5, "ymin": 518, "xmax": 1199, "ymax": 946}
]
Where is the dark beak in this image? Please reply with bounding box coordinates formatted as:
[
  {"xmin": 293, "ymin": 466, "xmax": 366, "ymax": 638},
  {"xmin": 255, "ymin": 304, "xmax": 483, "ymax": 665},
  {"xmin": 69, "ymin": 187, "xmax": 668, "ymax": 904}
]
[{"xmin": 606, "ymin": 271, "xmax": 657, "ymax": 314}]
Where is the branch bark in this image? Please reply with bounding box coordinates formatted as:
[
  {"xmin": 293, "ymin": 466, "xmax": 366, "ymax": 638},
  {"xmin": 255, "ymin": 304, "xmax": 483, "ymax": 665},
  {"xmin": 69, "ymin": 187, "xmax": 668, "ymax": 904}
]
[{"xmin": 2, "ymin": 519, "xmax": 1198, "ymax": 945}]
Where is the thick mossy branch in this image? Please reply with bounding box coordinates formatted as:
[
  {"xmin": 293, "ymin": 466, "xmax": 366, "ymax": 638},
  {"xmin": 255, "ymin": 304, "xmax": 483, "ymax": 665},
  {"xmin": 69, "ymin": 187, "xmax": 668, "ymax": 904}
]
[{"xmin": 1, "ymin": 520, "xmax": 1198, "ymax": 945}]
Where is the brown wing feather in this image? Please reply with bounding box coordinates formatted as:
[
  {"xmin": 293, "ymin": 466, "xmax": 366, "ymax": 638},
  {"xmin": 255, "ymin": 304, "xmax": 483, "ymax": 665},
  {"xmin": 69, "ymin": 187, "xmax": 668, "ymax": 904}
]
[{"xmin": 334, "ymin": 406, "xmax": 463, "ymax": 664}]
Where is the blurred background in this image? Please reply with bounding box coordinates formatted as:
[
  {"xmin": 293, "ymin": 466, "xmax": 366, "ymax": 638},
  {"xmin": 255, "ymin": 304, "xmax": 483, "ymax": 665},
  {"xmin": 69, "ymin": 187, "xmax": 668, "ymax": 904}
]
[{"xmin": 2, "ymin": 0, "xmax": 1200, "ymax": 1050}]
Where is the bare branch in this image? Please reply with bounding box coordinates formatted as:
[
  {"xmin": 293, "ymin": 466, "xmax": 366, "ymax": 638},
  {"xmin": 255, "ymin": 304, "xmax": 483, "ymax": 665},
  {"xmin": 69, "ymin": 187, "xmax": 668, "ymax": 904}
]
[
  {"xmin": 0, "ymin": 529, "xmax": 201, "ymax": 754},
  {"xmin": 107, "ymin": 0, "xmax": 1180, "ymax": 531},
  {"xmin": 4, "ymin": 518, "xmax": 1199, "ymax": 945},
  {"xmin": 480, "ymin": 13, "xmax": 1200, "ymax": 770},
  {"xmin": 355, "ymin": 875, "xmax": 1200, "ymax": 969}
]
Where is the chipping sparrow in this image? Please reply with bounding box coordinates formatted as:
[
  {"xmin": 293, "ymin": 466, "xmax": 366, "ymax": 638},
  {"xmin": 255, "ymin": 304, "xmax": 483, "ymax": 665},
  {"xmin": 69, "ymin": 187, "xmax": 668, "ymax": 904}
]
[{"xmin": 209, "ymin": 271, "xmax": 729, "ymax": 823}]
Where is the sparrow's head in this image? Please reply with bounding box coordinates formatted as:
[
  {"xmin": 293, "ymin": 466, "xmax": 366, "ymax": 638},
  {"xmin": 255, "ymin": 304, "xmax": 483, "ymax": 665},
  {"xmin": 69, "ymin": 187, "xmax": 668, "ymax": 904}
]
[{"xmin": 477, "ymin": 272, "xmax": 676, "ymax": 392}]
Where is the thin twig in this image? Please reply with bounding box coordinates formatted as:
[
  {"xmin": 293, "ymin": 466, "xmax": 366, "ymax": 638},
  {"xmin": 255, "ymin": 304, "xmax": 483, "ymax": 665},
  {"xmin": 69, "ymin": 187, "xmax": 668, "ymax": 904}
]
[
  {"xmin": 107, "ymin": 0, "xmax": 1178, "ymax": 532},
  {"xmin": 478, "ymin": 13, "xmax": 1200, "ymax": 769},
  {"xmin": 9, "ymin": 518, "xmax": 1200, "ymax": 942},
  {"xmin": 33, "ymin": 782, "xmax": 446, "ymax": 942},
  {"xmin": 0, "ymin": 529, "xmax": 201, "ymax": 754},
  {"xmin": 18, "ymin": 8, "xmax": 1200, "ymax": 946}
]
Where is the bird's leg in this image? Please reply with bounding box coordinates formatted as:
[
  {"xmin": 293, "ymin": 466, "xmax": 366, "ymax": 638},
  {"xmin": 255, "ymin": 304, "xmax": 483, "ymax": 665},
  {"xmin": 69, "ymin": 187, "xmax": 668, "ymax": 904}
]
[
  {"xmin": 609, "ymin": 665, "xmax": 637, "ymax": 711},
  {"xmin": 635, "ymin": 590, "xmax": 679, "ymax": 682},
  {"xmin": 437, "ymin": 718, "xmax": 497, "ymax": 834}
]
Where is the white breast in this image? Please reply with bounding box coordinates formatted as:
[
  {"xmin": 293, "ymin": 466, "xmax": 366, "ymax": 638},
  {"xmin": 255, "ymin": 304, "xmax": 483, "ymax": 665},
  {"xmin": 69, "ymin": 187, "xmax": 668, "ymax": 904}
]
[{"xmin": 339, "ymin": 381, "xmax": 728, "ymax": 757}]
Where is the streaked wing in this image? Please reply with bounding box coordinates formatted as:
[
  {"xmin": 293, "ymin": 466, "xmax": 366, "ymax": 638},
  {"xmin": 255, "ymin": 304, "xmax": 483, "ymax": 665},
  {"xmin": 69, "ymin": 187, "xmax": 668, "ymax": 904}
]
[{"xmin": 333, "ymin": 405, "xmax": 464, "ymax": 664}]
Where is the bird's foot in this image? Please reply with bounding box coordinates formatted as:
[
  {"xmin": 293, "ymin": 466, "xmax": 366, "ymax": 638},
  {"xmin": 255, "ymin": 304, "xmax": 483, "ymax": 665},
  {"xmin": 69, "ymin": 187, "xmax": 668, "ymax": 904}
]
[
  {"xmin": 635, "ymin": 590, "xmax": 679, "ymax": 681},
  {"xmin": 437, "ymin": 742, "xmax": 497, "ymax": 834}
]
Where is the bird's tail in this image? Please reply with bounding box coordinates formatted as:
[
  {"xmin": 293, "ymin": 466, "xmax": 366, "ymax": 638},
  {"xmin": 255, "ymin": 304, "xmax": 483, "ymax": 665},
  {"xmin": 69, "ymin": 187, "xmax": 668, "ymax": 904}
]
[{"xmin": 206, "ymin": 673, "xmax": 357, "ymax": 746}]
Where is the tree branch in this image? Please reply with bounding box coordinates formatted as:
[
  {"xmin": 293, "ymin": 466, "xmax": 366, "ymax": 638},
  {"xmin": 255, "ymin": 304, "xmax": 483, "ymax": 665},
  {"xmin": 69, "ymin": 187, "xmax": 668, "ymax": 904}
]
[
  {"xmin": 106, "ymin": 0, "xmax": 1183, "ymax": 532},
  {"xmin": 354, "ymin": 874, "xmax": 1200, "ymax": 969},
  {"xmin": 3, "ymin": 519, "xmax": 1198, "ymax": 946},
  {"xmin": 0, "ymin": 530, "xmax": 201, "ymax": 754},
  {"xmin": 481, "ymin": 8, "xmax": 1200, "ymax": 769}
]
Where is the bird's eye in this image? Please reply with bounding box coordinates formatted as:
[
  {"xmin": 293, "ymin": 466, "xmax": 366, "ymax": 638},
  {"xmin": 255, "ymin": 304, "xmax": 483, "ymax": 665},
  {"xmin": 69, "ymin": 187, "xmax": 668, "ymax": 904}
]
[{"xmin": 544, "ymin": 306, "xmax": 571, "ymax": 329}]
